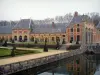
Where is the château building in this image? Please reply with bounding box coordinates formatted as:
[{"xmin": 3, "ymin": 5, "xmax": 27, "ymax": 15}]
[{"xmin": 0, "ymin": 12, "xmax": 100, "ymax": 44}]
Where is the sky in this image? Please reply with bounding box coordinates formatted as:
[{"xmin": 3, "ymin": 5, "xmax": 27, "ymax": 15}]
[{"xmin": 0, "ymin": 0, "xmax": 100, "ymax": 21}]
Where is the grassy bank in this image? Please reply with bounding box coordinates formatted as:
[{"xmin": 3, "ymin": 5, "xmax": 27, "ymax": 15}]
[
  {"xmin": 0, "ymin": 48, "xmax": 42, "ymax": 58},
  {"xmin": 0, "ymin": 48, "xmax": 11, "ymax": 56}
]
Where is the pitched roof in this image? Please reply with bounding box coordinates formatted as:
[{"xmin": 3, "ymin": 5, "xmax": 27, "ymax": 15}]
[
  {"xmin": 70, "ymin": 15, "xmax": 83, "ymax": 24},
  {"xmin": 0, "ymin": 19, "xmax": 68, "ymax": 34},
  {"xmin": 0, "ymin": 21, "xmax": 11, "ymax": 26},
  {"xmin": 13, "ymin": 19, "xmax": 34, "ymax": 29},
  {"xmin": 0, "ymin": 21, "xmax": 14, "ymax": 34},
  {"xmin": 11, "ymin": 21, "xmax": 18, "ymax": 27},
  {"xmin": 32, "ymin": 23, "xmax": 68, "ymax": 33},
  {"xmin": 0, "ymin": 26, "xmax": 12, "ymax": 34}
]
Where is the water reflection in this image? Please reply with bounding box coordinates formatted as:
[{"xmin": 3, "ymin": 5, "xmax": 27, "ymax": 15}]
[
  {"xmin": 39, "ymin": 54, "xmax": 99, "ymax": 75},
  {"xmin": 10, "ymin": 54, "xmax": 100, "ymax": 75}
]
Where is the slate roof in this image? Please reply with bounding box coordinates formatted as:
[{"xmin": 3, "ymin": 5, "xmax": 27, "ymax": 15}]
[
  {"xmin": 96, "ymin": 21, "xmax": 100, "ymax": 29},
  {"xmin": 70, "ymin": 15, "xmax": 92, "ymax": 25},
  {"xmin": 32, "ymin": 23, "xmax": 68, "ymax": 33},
  {"xmin": 13, "ymin": 19, "xmax": 34, "ymax": 29},
  {"xmin": 70, "ymin": 15, "xmax": 83, "ymax": 24},
  {"xmin": 0, "ymin": 21, "xmax": 11, "ymax": 26},
  {"xmin": 11, "ymin": 21, "xmax": 18, "ymax": 27},
  {"xmin": 0, "ymin": 19, "xmax": 68, "ymax": 34},
  {"xmin": 0, "ymin": 21, "xmax": 16, "ymax": 34},
  {"xmin": 0, "ymin": 26, "xmax": 12, "ymax": 34}
]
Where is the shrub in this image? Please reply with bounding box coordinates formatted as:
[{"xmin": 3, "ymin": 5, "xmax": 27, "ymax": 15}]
[
  {"xmin": 2, "ymin": 40, "xmax": 7, "ymax": 47},
  {"xmin": 35, "ymin": 40, "xmax": 38, "ymax": 44}
]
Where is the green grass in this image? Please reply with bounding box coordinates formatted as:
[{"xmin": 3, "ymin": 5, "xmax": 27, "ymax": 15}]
[
  {"xmin": 15, "ymin": 50, "xmax": 41, "ymax": 55},
  {"xmin": 0, "ymin": 48, "xmax": 11, "ymax": 56},
  {"xmin": 0, "ymin": 48, "xmax": 42, "ymax": 58}
]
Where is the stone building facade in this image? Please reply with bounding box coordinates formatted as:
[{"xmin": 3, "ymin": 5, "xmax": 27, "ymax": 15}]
[
  {"xmin": 0, "ymin": 12, "xmax": 100, "ymax": 44},
  {"xmin": 66, "ymin": 12, "xmax": 100, "ymax": 44}
]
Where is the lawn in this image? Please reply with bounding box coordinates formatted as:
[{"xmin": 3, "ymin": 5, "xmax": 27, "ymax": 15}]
[
  {"xmin": 0, "ymin": 48, "xmax": 11, "ymax": 56},
  {"xmin": 15, "ymin": 50, "xmax": 41, "ymax": 55},
  {"xmin": 0, "ymin": 48, "xmax": 42, "ymax": 58}
]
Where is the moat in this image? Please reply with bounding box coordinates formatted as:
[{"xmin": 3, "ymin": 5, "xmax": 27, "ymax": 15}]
[{"xmin": 10, "ymin": 53, "xmax": 100, "ymax": 75}]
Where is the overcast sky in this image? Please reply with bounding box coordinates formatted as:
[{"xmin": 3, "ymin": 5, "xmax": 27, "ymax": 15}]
[{"xmin": 0, "ymin": 0, "xmax": 100, "ymax": 21}]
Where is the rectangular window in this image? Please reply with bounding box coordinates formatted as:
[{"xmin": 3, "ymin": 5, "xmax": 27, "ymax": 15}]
[
  {"xmin": 77, "ymin": 68, "xmax": 80, "ymax": 71},
  {"xmin": 77, "ymin": 28, "xmax": 80, "ymax": 32},
  {"xmin": 77, "ymin": 24, "xmax": 79, "ymax": 27},
  {"xmin": 71, "ymin": 28, "xmax": 73, "ymax": 32},
  {"xmin": 76, "ymin": 59, "xmax": 80, "ymax": 64},
  {"xmin": 70, "ymin": 36, "xmax": 73, "ymax": 43},
  {"xmin": 71, "ymin": 36, "xmax": 73, "ymax": 41},
  {"xmin": 77, "ymin": 35, "xmax": 80, "ymax": 41},
  {"xmin": 62, "ymin": 35, "xmax": 65, "ymax": 37}
]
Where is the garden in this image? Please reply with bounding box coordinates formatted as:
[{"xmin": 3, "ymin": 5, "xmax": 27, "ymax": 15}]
[{"xmin": 0, "ymin": 48, "xmax": 42, "ymax": 58}]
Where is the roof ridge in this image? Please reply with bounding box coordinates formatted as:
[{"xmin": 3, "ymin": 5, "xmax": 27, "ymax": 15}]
[
  {"xmin": 69, "ymin": 16, "xmax": 74, "ymax": 25},
  {"xmin": 13, "ymin": 19, "xmax": 20, "ymax": 29},
  {"xmin": 97, "ymin": 21, "xmax": 100, "ymax": 27},
  {"xmin": 29, "ymin": 18, "xmax": 31, "ymax": 29}
]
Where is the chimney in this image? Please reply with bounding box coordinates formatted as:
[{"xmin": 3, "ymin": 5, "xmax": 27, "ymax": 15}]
[
  {"xmin": 52, "ymin": 22, "xmax": 55, "ymax": 28},
  {"xmin": 74, "ymin": 11, "xmax": 78, "ymax": 17}
]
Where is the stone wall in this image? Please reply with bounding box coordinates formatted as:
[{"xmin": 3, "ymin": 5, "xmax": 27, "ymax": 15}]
[{"xmin": 0, "ymin": 49, "xmax": 85, "ymax": 75}]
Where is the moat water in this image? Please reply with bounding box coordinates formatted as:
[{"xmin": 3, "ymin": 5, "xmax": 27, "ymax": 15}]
[{"xmin": 11, "ymin": 54, "xmax": 100, "ymax": 75}]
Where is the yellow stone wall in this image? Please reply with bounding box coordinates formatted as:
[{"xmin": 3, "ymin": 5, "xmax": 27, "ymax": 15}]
[
  {"xmin": 30, "ymin": 33, "xmax": 66, "ymax": 43},
  {"xmin": 0, "ymin": 34, "xmax": 12, "ymax": 41},
  {"xmin": 12, "ymin": 29, "xmax": 30, "ymax": 41}
]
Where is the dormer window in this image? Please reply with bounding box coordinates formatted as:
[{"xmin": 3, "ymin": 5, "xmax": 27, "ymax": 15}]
[{"xmin": 77, "ymin": 28, "xmax": 80, "ymax": 32}]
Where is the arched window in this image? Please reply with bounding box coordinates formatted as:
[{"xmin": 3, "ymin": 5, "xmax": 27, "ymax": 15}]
[
  {"xmin": 77, "ymin": 35, "xmax": 80, "ymax": 41},
  {"xmin": 14, "ymin": 36, "xmax": 17, "ymax": 41},
  {"xmin": 24, "ymin": 35, "xmax": 27, "ymax": 42},
  {"xmin": 19, "ymin": 36, "xmax": 22, "ymax": 42}
]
